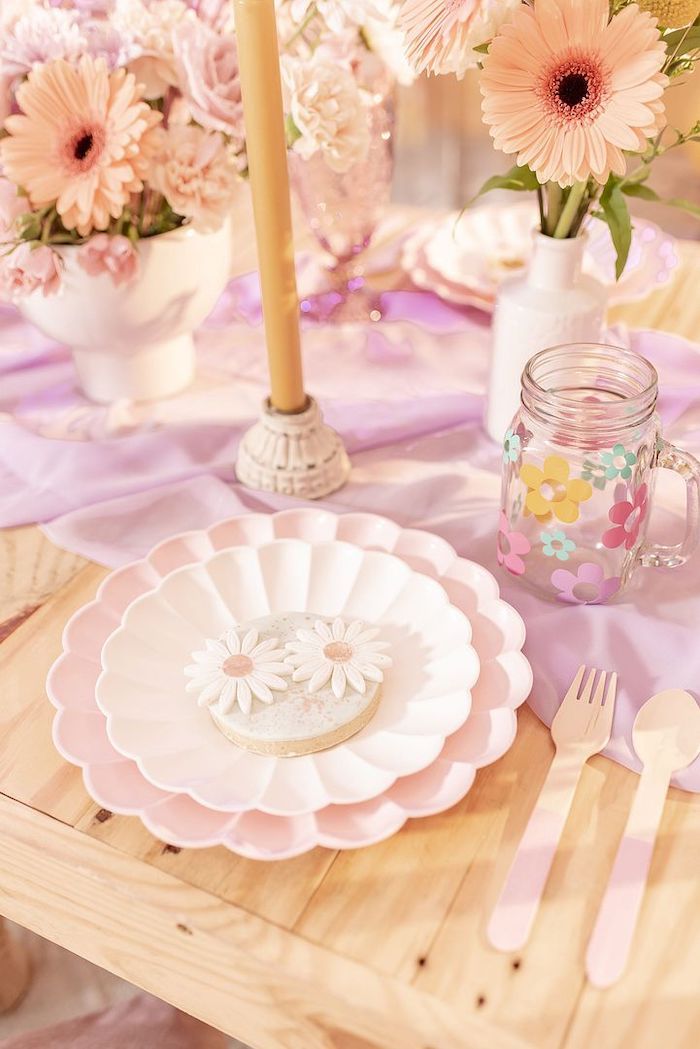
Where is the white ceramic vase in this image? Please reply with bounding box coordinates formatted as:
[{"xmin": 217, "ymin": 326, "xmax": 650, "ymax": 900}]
[
  {"xmin": 19, "ymin": 218, "xmax": 233, "ymax": 403},
  {"xmin": 485, "ymin": 232, "xmax": 607, "ymax": 443}
]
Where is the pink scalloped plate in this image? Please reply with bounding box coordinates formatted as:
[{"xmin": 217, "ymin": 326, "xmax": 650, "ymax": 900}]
[
  {"xmin": 47, "ymin": 510, "xmax": 532, "ymax": 860},
  {"xmin": 402, "ymin": 203, "xmax": 678, "ymax": 312}
]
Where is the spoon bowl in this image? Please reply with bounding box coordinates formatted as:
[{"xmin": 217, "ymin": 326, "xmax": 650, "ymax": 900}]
[{"xmin": 632, "ymin": 689, "xmax": 700, "ymax": 771}]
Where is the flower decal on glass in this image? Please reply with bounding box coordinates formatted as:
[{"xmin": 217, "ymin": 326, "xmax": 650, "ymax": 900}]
[
  {"xmin": 600, "ymin": 443, "xmax": 637, "ymax": 481},
  {"xmin": 603, "ymin": 483, "xmax": 648, "ymax": 551},
  {"xmin": 551, "ymin": 563, "xmax": 621, "ymax": 605},
  {"xmin": 581, "ymin": 458, "xmax": 608, "ymax": 491},
  {"xmin": 520, "ymin": 455, "xmax": 593, "ymax": 524},
  {"xmin": 541, "ymin": 529, "xmax": 576, "ymax": 562},
  {"xmin": 185, "ymin": 628, "xmax": 291, "ymax": 716},
  {"xmin": 285, "ymin": 619, "xmax": 392, "ymax": 699},
  {"xmin": 497, "ymin": 510, "xmax": 531, "ymax": 576},
  {"xmin": 503, "ymin": 428, "xmax": 521, "ymax": 464}
]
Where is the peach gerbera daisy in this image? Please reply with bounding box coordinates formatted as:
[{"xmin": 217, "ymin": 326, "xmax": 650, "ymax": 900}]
[
  {"xmin": 399, "ymin": 0, "xmax": 521, "ymax": 76},
  {"xmin": 0, "ymin": 57, "xmax": 161, "ymax": 237},
  {"xmin": 480, "ymin": 0, "xmax": 668, "ymax": 187}
]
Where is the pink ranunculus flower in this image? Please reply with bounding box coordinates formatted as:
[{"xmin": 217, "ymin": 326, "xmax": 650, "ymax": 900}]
[
  {"xmin": 173, "ymin": 20, "xmax": 245, "ymax": 149},
  {"xmin": 0, "ymin": 176, "xmax": 27, "ymax": 239},
  {"xmin": 78, "ymin": 234, "xmax": 140, "ymax": 287},
  {"xmin": 496, "ymin": 510, "xmax": 530, "ymax": 576},
  {"xmin": 0, "ymin": 242, "xmax": 62, "ymax": 300},
  {"xmin": 551, "ymin": 563, "xmax": 621, "ymax": 606},
  {"xmin": 603, "ymin": 484, "xmax": 649, "ymax": 551}
]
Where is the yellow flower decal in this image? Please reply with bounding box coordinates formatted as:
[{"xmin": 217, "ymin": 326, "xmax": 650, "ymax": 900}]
[{"xmin": 520, "ymin": 455, "xmax": 592, "ymax": 524}]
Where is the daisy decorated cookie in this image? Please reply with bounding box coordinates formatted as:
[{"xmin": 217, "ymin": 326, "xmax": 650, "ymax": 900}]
[{"xmin": 185, "ymin": 614, "xmax": 392, "ymax": 757}]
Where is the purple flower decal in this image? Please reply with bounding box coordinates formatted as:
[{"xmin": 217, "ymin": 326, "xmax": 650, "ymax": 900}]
[{"xmin": 551, "ymin": 562, "xmax": 620, "ymax": 605}]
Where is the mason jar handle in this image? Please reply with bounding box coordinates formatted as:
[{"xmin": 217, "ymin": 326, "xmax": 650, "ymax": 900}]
[{"xmin": 640, "ymin": 439, "xmax": 700, "ymax": 569}]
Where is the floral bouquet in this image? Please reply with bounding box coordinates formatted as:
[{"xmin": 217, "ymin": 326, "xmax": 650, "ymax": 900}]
[
  {"xmin": 0, "ymin": 0, "xmax": 409, "ymax": 302},
  {"xmin": 398, "ymin": 0, "xmax": 700, "ymax": 276},
  {"xmin": 0, "ymin": 0, "xmax": 247, "ymax": 299},
  {"xmin": 279, "ymin": 0, "xmax": 414, "ymax": 174}
]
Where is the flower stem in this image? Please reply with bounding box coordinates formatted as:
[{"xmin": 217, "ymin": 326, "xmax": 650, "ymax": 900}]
[
  {"xmin": 545, "ymin": 182, "xmax": 563, "ymax": 236},
  {"xmin": 553, "ymin": 181, "xmax": 588, "ymax": 239},
  {"xmin": 536, "ymin": 184, "xmax": 546, "ymax": 233}
]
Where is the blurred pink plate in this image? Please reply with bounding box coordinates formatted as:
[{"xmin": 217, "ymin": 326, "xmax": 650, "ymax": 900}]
[
  {"xmin": 402, "ymin": 202, "xmax": 678, "ymax": 311},
  {"xmin": 47, "ymin": 510, "xmax": 532, "ymax": 860},
  {"xmin": 96, "ymin": 540, "xmax": 479, "ymax": 815}
]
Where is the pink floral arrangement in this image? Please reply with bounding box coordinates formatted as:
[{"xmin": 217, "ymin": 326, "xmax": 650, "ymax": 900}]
[
  {"xmin": 398, "ymin": 0, "xmax": 700, "ymax": 276},
  {"xmin": 279, "ymin": 0, "xmax": 414, "ymax": 172},
  {"xmin": 0, "ymin": 0, "xmax": 410, "ymax": 300},
  {"xmin": 0, "ymin": 0, "xmax": 246, "ymax": 299}
]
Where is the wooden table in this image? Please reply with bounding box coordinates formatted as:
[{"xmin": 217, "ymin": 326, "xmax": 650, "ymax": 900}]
[{"xmin": 1, "ymin": 226, "xmax": 700, "ymax": 1049}]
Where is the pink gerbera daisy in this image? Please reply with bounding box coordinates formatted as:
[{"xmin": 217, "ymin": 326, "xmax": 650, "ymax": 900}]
[
  {"xmin": 399, "ymin": 0, "xmax": 521, "ymax": 76},
  {"xmin": 0, "ymin": 57, "xmax": 161, "ymax": 237},
  {"xmin": 480, "ymin": 0, "xmax": 668, "ymax": 187}
]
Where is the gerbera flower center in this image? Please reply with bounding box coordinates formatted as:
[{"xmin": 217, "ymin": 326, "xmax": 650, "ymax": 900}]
[
  {"xmin": 323, "ymin": 641, "xmax": 354, "ymax": 663},
  {"xmin": 541, "ymin": 54, "xmax": 607, "ymax": 126},
  {"xmin": 64, "ymin": 122, "xmax": 106, "ymax": 174},
  {"xmin": 223, "ymin": 654, "xmax": 253, "ymax": 678}
]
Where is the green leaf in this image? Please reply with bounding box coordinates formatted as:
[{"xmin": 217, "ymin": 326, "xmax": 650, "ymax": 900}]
[
  {"xmin": 599, "ymin": 181, "xmax": 632, "ymax": 280},
  {"xmin": 664, "ymin": 22, "xmax": 700, "ymax": 59},
  {"xmin": 623, "ymin": 163, "xmax": 651, "ymax": 185},
  {"xmin": 471, "ymin": 164, "xmax": 540, "ymax": 203},
  {"xmin": 285, "ymin": 114, "xmax": 302, "ymax": 146},
  {"xmin": 621, "ymin": 183, "xmax": 660, "ymax": 202},
  {"xmin": 667, "ymin": 197, "xmax": 700, "ymax": 218}
]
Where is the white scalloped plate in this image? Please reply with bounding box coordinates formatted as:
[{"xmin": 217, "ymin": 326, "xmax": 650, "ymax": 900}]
[
  {"xmin": 402, "ymin": 202, "xmax": 678, "ymax": 311},
  {"xmin": 96, "ymin": 539, "xmax": 478, "ymax": 815},
  {"xmin": 47, "ymin": 510, "xmax": 532, "ymax": 859}
]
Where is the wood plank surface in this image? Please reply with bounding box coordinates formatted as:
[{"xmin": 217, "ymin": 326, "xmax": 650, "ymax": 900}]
[
  {"xmin": 0, "ymin": 216, "xmax": 698, "ymax": 1049},
  {"xmin": 0, "ymin": 794, "xmax": 530, "ymax": 1049}
]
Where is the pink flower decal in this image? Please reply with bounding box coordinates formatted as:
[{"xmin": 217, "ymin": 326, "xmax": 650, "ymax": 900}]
[
  {"xmin": 78, "ymin": 234, "xmax": 139, "ymax": 287},
  {"xmin": 603, "ymin": 483, "xmax": 648, "ymax": 551},
  {"xmin": 497, "ymin": 511, "xmax": 530, "ymax": 576},
  {"xmin": 551, "ymin": 563, "xmax": 620, "ymax": 605}
]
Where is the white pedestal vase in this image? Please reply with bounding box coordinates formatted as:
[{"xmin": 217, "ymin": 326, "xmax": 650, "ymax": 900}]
[
  {"xmin": 19, "ymin": 218, "xmax": 233, "ymax": 403},
  {"xmin": 485, "ymin": 232, "xmax": 607, "ymax": 443}
]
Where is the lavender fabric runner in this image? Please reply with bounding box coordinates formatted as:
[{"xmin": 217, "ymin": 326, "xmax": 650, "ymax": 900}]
[{"xmin": 3, "ymin": 276, "xmax": 700, "ymax": 791}]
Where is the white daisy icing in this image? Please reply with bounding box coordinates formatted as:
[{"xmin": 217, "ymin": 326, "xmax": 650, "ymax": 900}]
[
  {"xmin": 284, "ymin": 617, "xmax": 392, "ymax": 699},
  {"xmin": 184, "ymin": 627, "xmax": 291, "ymax": 716}
]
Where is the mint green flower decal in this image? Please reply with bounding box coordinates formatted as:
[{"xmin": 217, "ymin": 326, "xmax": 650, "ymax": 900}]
[
  {"xmin": 503, "ymin": 428, "xmax": 521, "ymax": 464},
  {"xmin": 601, "ymin": 443, "xmax": 636, "ymax": 481},
  {"xmin": 581, "ymin": 458, "xmax": 608, "ymax": 491},
  {"xmin": 541, "ymin": 529, "xmax": 576, "ymax": 562}
]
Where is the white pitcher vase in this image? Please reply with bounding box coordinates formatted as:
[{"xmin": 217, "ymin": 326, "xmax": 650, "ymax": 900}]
[{"xmin": 485, "ymin": 232, "xmax": 607, "ymax": 443}]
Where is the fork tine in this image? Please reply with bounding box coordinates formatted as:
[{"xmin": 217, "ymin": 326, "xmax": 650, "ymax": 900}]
[
  {"xmin": 564, "ymin": 665, "xmax": 586, "ymax": 703},
  {"xmin": 605, "ymin": 672, "xmax": 618, "ymax": 709},
  {"xmin": 579, "ymin": 667, "xmax": 597, "ymax": 704},
  {"xmin": 591, "ymin": 671, "xmax": 607, "ymax": 706}
]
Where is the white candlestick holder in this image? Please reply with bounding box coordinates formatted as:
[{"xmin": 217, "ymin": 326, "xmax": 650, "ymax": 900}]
[{"xmin": 236, "ymin": 396, "xmax": 351, "ymax": 499}]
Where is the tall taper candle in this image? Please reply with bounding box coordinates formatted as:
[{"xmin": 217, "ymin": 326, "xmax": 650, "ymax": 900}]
[{"xmin": 233, "ymin": 0, "xmax": 306, "ymax": 414}]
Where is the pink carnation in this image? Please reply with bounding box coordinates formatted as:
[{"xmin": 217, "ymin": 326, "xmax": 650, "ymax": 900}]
[
  {"xmin": 78, "ymin": 234, "xmax": 140, "ymax": 287},
  {"xmin": 0, "ymin": 242, "xmax": 62, "ymax": 300},
  {"xmin": 173, "ymin": 20, "xmax": 245, "ymax": 149}
]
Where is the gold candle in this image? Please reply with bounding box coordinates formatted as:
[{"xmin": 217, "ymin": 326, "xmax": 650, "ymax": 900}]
[{"xmin": 234, "ymin": 0, "xmax": 306, "ymax": 414}]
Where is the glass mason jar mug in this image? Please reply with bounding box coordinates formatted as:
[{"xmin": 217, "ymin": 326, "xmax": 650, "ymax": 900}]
[{"xmin": 499, "ymin": 343, "xmax": 700, "ymax": 604}]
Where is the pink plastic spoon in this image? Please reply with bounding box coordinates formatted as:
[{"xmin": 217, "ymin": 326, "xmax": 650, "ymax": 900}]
[{"xmin": 586, "ymin": 689, "xmax": 700, "ymax": 988}]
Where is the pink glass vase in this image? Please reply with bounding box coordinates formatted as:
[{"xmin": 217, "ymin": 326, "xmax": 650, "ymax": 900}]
[{"xmin": 289, "ymin": 75, "xmax": 395, "ymax": 324}]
